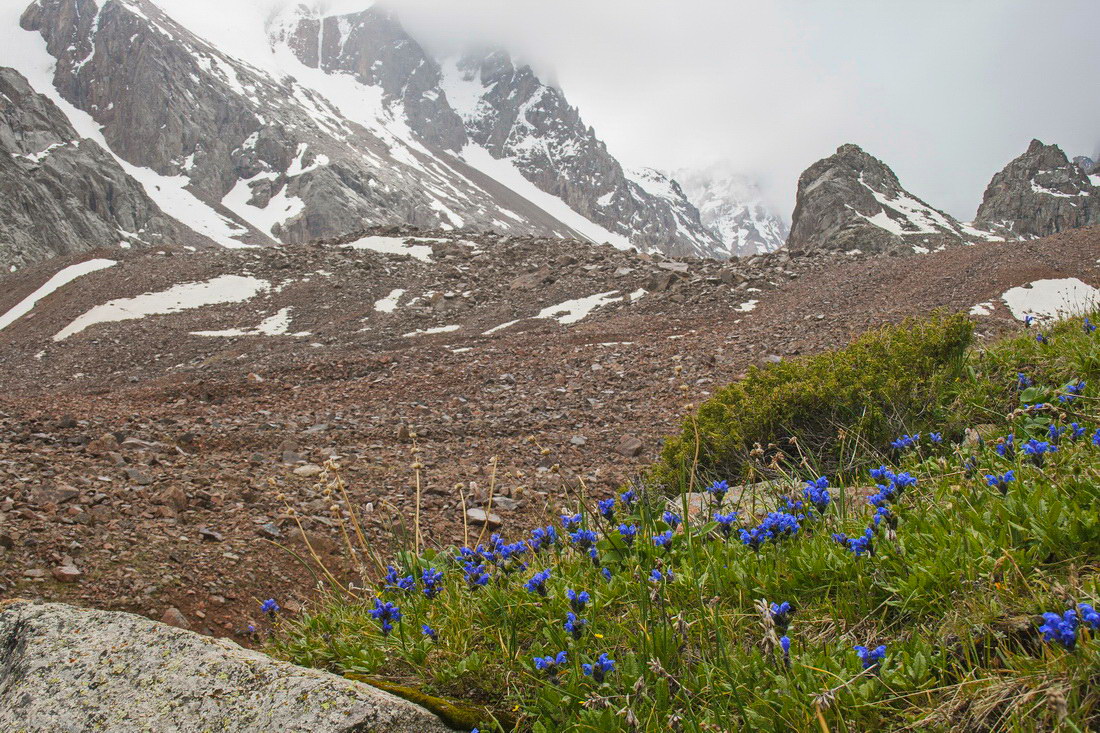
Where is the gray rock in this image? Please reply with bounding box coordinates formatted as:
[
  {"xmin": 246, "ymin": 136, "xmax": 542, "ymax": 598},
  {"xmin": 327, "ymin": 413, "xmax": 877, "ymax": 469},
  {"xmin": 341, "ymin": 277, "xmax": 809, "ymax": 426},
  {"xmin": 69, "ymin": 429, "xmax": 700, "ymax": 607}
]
[
  {"xmin": 786, "ymin": 143, "xmax": 998, "ymax": 255},
  {"xmin": 615, "ymin": 435, "xmax": 644, "ymax": 457},
  {"xmin": 466, "ymin": 507, "xmax": 502, "ymax": 529},
  {"xmin": 974, "ymin": 139, "xmax": 1097, "ymax": 238},
  {"xmin": 0, "ymin": 600, "xmax": 450, "ymax": 731},
  {"xmin": 0, "ymin": 67, "xmax": 205, "ymax": 269},
  {"xmin": 293, "ymin": 463, "xmax": 324, "ymax": 478}
]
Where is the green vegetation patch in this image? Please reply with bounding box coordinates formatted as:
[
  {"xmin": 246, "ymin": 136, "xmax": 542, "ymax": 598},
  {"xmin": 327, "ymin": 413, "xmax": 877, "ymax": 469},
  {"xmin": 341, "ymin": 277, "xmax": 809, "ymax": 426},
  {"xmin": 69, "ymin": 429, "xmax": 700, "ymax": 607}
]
[{"xmin": 270, "ymin": 313, "xmax": 1100, "ymax": 732}]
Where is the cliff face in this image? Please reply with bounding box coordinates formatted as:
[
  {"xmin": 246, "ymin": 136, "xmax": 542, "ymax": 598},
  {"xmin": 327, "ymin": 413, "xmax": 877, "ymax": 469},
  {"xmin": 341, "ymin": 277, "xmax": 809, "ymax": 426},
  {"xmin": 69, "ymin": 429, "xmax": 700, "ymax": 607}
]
[
  {"xmin": 975, "ymin": 139, "xmax": 1097, "ymax": 238},
  {"xmin": 0, "ymin": 66, "xmax": 204, "ymax": 269}
]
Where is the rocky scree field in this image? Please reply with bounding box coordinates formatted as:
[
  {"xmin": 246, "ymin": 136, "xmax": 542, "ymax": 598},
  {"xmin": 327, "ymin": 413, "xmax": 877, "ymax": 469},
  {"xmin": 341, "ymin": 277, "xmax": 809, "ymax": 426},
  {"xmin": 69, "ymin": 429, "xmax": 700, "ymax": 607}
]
[{"xmin": 0, "ymin": 226, "xmax": 1097, "ymax": 647}]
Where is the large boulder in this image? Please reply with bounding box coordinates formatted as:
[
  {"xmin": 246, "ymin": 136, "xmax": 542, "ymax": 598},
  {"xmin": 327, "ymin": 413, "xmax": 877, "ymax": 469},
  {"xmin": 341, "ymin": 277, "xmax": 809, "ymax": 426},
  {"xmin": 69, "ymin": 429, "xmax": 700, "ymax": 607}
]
[
  {"xmin": 974, "ymin": 139, "xmax": 1097, "ymax": 238},
  {"xmin": 0, "ymin": 600, "xmax": 451, "ymax": 732}
]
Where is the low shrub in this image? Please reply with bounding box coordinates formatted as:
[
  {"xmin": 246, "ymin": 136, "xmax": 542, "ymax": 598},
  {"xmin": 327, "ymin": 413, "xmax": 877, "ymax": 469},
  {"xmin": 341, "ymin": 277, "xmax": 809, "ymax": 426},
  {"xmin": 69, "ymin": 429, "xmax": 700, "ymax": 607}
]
[{"xmin": 653, "ymin": 311, "xmax": 973, "ymax": 488}]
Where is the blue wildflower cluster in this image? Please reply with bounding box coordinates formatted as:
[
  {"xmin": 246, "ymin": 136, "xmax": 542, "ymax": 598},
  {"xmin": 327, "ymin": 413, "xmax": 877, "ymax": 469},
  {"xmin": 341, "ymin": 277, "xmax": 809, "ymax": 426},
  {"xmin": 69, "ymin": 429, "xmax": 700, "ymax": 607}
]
[
  {"xmin": 739, "ymin": 510, "xmax": 800, "ymax": 551},
  {"xmin": 985, "ymin": 470, "xmax": 1015, "ymax": 495},
  {"xmin": 526, "ymin": 568, "xmax": 551, "ymax": 596},
  {"xmin": 1059, "ymin": 380, "xmax": 1086, "ymax": 403},
  {"xmin": 1038, "ymin": 604, "xmax": 1100, "ymax": 651},
  {"xmin": 369, "ymin": 598, "xmax": 401, "ymax": 636},
  {"xmin": 617, "ymin": 523, "xmax": 638, "ymax": 546},
  {"xmin": 1022, "ymin": 438, "xmax": 1057, "ymax": 467},
  {"xmin": 891, "ymin": 434, "xmax": 920, "ymax": 451},
  {"xmin": 533, "ymin": 651, "xmax": 568, "ymax": 677},
  {"xmin": 530, "ymin": 525, "xmax": 559, "ymax": 552},
  {"xmin": 582, "ymin": 653, "xmax": 616, "ymax": 683},
  {"xmin": 260, "ymin": 598, "xmax": 279, "ymax": 615},
  {"xmin": 854, "ymin": 644, "xmax": 887, "ymax": 670},
  {"xmin": 802, "ymin": 476, "xmax": 831, "ymax": 514},
  {"xmin": 706, "ymin": 479, "xmax": 729, "ymax": 504}
]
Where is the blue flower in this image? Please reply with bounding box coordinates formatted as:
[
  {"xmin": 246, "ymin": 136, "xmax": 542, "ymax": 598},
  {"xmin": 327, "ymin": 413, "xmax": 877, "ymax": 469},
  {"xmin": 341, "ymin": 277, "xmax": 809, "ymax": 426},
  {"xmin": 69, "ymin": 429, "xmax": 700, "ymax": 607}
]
[
  {"xmin": 567, "ymin": 588, "xmax": 590, "ymax": 613},
  {"xmin": 1038, "ymin": 609, "xmax": 1078, "ymax": 650},
  {"xmin": 369, "ymin": 598, "xmax": 401, "ymax": 636},
  {"xmin": 587, "ymin": 546, "xmax": 601, "ymax": 567},
  {"xmin": 780, "ymin": 635, "xmax": 791, "ymax": 654},
  {"xmin": 1078, "ymin": 603, "xmax": 1100, "ymax": 629},
  {"xmin": 1036, "ymin": 332, "xmax": 1048, "ymax": 344},
  {"xmin": 530, "ymin": 525, "xmax": 559, "ymax": 552},
  {"xmin": 421, "ymin": 567, "xmax": 444, "ymax": 599},
  {"xmin": 1059, "ymin": 380, "xmax": 1085, "ymax": 403},
  {"xmin": 260, "ymin": 598, "xmax": 279, "ymax": 614},
  {"xmin": 891, "ymin": 434, "xmax": 918, "ymax": 451},
  {"xmin": 854, "ymin": 644, "xmax": 886, "ymax": 669},
  {"xmin": 649, "ymin": 568, "xmax": 673, "ymax": 583},
  {"xmin": 714, "ymin": 512, "xmax": 738, "ymax": 538},
  {"xmin": 706, "ymin": 479, "xmax": 729, "ymax": 504},
  {"xmin": 619, "ymin": 489, "xmax": 637, "ymax": 509},
  {"xmin": 570, "ymin": 529, "xmax": 598, "ymax": 550},
  {"xmin": 562, "ymin": 513, "xmax": 582, "ymax": 531},
  {"xmin": 661, "ymin": 511, "xmax": 682, "ymax": 530},
  {"xmin": 601, "ymin": 567, "xmax": 612, "ymax": 582},
  {"xmin": 1086, "ymin": 317, "xmax": 1097, "ymax": 334},
  {"xmin": 582, "ymin": 653, "xmax": 615, "ymax": 683},
  {"xmin": 740, "ymin": 511, "xmax": 801, "ymax": 550},
  {"xmin": 869, "ymin": 465, "xmax": 894, "ymax": 482},
  {"xmin": 770, "ymin": 601, "xmax": 793, "ymax": 632},
  {"xmin": 996, "ymin": 434, "xmax": 1015, "ymax": 458},
  {"xmin": 563, "ymin": 611, "xmax": 588, "ymax": 639},
  {"xmin": 841, "ymin": 528, "xmax": 875, "ymax": 557},
  {"xmin": 525, "ymin": 568, "xmax": 551, "ymax": 596},
  {"xmin": 421, "ymin": 624, "xmax": 437, "ymax": 641},
  {"xmin": 653, "ymin": 530, "xmax": 674, "ymax": 548},
  {"xmin": 617, "ymin": 523, "xmax": 638, "ymax": 547},
  {"xmin": 1024, "ymin": 315, "xmax": 1035, "ymax": 328},
  {"xmin": 892, "ymin": 472, "xmax": 917, "ymax": 490},
  {"xmin": 1022, "ymin": 438, "xmax": 1057, "ymax": 466},
  {"xmin": 598, "ymin": 498, "xmax": 616, "ymax": 521},
  {"xmin": 803, "ymin": 476, "xmax": 831, "ymax": 513},
  {"xmin": 533, "ymin": 651, "xmax": 568, "ymax": 675},
  {"xmin": 1017, "ymin": 372, "xmax": 1033, "ymax": 390},
  {"xmin": 985, "ymin": 470, "xmax": 1015, "ymax": 495},
  {"xmin": 1048, "ymin": 424, "xmax": 1067, "ymax": 444},
  {"xmin": 1094, "ymin": 428, "xmax": 1100, "ymax": 447},
  {"xmin": 929, "ymin": 432, "xmax": 943, "ymax": 444},
  {"xmin": 463, "ymin": 562, "xmax": 490, "ymax": 588}
]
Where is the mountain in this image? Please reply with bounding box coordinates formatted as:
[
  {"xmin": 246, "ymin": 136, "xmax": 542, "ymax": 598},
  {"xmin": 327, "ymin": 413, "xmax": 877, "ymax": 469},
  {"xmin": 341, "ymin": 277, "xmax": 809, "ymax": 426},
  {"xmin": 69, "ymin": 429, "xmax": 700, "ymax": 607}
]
[
  {"xmin": 975, "ymin": 139, "xmax": 1098, "ymax": 238},
  {"xmin": 0, "ymin": 0, "xmax": 728, "ymax": 269},
  {"xmin": 786, "ymin": 143, "xmax": 1002, "ymax": 255},
  {"xmin": 672, "ymin": 168, "xmax": 788, "ymax": 256},
  {"xmin": 1073, "ymin": 155, "xmax": 1097, "ymax": 175},
  {"xmin": 0, "ymin": 66, "xmax": 207, "ymax": 269}
]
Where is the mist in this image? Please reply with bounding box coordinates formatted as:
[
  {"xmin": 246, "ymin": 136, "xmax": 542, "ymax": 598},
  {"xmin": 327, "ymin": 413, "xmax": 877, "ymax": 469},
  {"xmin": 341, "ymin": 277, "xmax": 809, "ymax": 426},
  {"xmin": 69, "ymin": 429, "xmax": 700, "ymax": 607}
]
[{"xmin": 386, "ymin": 0, "xmax": 1100, "ymax": 221}]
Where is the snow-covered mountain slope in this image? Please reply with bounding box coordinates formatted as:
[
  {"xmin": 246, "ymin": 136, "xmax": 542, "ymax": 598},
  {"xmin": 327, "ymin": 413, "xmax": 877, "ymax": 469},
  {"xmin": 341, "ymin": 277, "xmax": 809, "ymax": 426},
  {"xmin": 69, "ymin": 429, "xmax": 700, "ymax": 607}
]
[
  {"xmin": 438, "ymin": 52, "xmax": 722, "ymax": 257},
  {"xmin": 672, "ymin": 168, "xmax": 788, "ymax": 256},
  {"xmin": 0, "ymin": 0, "xmax": 729, "ymax": 268}
]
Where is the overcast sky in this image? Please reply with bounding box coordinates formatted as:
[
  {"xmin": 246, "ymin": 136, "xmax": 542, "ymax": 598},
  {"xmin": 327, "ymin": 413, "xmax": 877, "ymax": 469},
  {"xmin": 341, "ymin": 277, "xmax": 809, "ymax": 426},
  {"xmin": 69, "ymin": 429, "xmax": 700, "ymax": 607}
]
[{"xmin": 388, "ymin": 0, "xmax": 1099, "ymax": 221}]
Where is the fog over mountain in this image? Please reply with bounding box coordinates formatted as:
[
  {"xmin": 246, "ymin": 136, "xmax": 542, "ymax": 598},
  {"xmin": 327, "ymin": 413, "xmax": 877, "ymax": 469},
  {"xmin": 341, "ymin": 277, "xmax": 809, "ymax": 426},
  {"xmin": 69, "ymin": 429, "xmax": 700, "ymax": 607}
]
[{"xmin": 388, "ymin": 0, "xmax": 1100, "ymax": 220}]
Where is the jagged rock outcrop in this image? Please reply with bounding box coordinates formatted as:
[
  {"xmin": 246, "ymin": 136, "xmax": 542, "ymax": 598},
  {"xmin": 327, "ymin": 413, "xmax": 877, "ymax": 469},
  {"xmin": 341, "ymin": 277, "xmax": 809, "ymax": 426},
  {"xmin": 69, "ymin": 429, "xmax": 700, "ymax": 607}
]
[
  {"xmin": 975, "ymin": 139, "xmax": 1097, "ymax": 238},
  {"xmin": 0, "ymin": 600, "xmax": 450, "ymax": 731},
  {"xmin": 0, "ymin": 66, "xmax": 204, "ymax": 269},
  {"xmin": 1073, "ymin": 155, "xmax": 1097, "ymax": 175},
  {"xmin": 673, "ymin": 167, "xmax": 788, "ymax": 256},
  {"xmin": 786, "ymin": 143, "xmax": 997, "ymax": 255}
]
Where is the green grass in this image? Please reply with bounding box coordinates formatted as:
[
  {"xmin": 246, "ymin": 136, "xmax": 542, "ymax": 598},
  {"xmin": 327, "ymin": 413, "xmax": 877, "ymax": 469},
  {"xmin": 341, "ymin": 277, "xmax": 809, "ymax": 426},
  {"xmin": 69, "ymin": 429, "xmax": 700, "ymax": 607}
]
[{"xmin": 271, "ymin": 314, "xmax": 1100, "ymax": 732}]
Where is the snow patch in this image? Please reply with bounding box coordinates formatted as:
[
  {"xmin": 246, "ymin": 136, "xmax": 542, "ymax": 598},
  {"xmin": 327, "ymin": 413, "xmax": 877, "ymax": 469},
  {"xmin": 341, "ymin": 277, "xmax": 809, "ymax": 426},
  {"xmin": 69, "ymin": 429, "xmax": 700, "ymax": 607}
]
[
  {"xmin": 191, "ymin": 306, "xmax": 309, "ymax": 337},
  {"xmin": 1000, "ymin": 278, "xmax": 1100, "ymax": 323},
  {"xmin": 54, "ymin": 275, "xmax": 270, "ymax": 341},
  {"xmin": 0, "ymin": 259, "xmax": 117, "ymax": 332},
  {"xmin": 535, "ymin": 291, "xmax": 621, "ymax": 325},
  {"xmin": 342, "ymin": 236, "xmax": 437, "ymax": 263},
  {"xmin": 969, "ymin": 302, "xmax": 994, "ymax": 316},
  {"xmin": 402, "ymin": 324, "xmax": 461, "ymax": 337},
  {"xmin": 735, "ymin": 299, "xmax": 759, "ymax": 312},
  {"xmin": 373, "ymin": 288, "xmax": 406, "ymax": 313}
]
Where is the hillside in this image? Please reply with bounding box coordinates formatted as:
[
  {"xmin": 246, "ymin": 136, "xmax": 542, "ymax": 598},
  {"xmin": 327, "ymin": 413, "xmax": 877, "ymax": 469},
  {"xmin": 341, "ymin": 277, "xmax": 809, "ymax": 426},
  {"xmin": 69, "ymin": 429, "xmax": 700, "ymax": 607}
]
[{"xmin": 0, "ymin": 226, "xmax": 1097, "ymax": 638}]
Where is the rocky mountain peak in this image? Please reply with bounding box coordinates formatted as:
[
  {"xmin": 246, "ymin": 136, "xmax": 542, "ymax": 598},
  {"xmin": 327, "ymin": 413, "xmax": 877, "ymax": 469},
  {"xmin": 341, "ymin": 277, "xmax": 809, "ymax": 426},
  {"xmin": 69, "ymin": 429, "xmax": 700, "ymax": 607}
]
[
  {"xmin": 974, "ymin": 139, "xmax": 1097, "ymax": 238},
  {"xmin": 786, "ymin": 144, "xmax": 998, "ymax": 255}
]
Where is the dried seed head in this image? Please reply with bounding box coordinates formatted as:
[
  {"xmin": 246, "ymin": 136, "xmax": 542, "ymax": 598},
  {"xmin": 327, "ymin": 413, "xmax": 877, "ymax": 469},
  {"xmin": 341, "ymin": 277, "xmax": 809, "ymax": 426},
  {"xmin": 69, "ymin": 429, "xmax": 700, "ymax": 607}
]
[
  {"xmin": 411, "ymin": 462, "xmax": 424, "ymax": 470},
  {"xmin": 540, "ymin": 448, "xmax": 551, "ymax": 456}
]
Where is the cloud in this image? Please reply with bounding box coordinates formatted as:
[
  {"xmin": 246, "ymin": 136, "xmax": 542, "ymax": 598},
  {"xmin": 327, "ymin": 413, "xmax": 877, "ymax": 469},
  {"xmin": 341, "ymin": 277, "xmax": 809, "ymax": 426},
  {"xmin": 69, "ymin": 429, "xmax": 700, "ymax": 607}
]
[{"xmin": 388, "ymin": 0, "xmax": 1100, "ymax": 220}]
